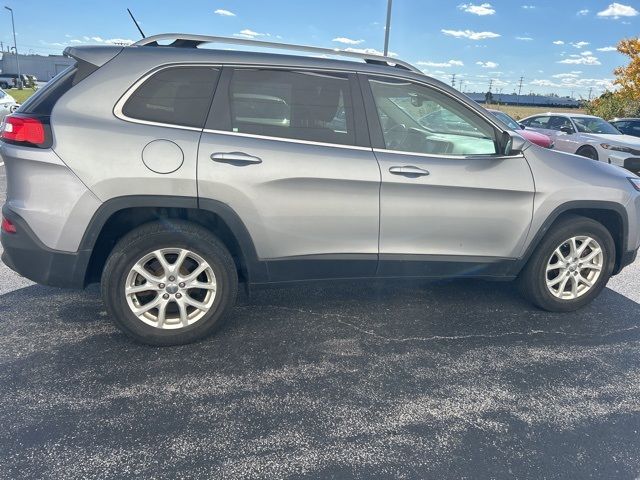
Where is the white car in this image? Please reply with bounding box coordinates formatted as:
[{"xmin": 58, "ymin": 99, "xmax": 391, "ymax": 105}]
[
  {"xmin": 520, "ymin": 113, "xmax": 640, "ymax": 174},
  {"xmin": 0, "ymin": 88, "xmax": 18, "ymax": 121}
]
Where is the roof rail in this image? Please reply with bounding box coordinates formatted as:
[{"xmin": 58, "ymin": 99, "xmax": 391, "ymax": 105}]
[{"xmin": 132, "ymin": 33, "xmax": 422, "ymax": 74}]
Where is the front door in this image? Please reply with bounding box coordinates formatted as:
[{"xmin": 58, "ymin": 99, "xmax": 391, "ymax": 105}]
[
  {"xmin": 197, "ymin": 67, "xmax": 380, "ymax": 281},
  {"xmin": 362, "ymin": 75, "xmax": 535, "ymax": 276}
]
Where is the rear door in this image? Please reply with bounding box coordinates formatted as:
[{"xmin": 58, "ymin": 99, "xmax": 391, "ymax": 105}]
[
  {"xmin": 197, "ymin": 67, "xmax": 380, "ymax": 281},
  {"xmin": 361, "ymin": 75, "xmax": 535, "ymax": 276}
]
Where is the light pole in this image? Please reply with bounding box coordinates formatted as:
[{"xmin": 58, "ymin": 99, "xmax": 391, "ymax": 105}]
[
  {"xmin": 4, "ymin": 6, "xmax": 22, "ymax": 89},
  {"xmin": 383, "ymin": 0, "xmax": 392, "ymax": 57}
]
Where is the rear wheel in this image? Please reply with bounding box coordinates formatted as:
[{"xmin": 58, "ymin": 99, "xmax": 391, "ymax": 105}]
[
  {"xmin": 0, "ymin": 82, "xmax": 8, "ymax": 89},
  {"xmin": 518, "ymin": 215, "xmax": 615, "ymax": 312},
  {"xmin": 576, "ymin": 145, "xmax": 599, "ymax": 161},
  {"xmin": 101, "ymin": 221, "xmax": 238, "ymax": 346}
]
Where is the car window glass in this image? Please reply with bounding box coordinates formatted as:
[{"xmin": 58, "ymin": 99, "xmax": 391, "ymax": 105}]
[
  {"xmin": 548, "ymin": 116, "xmax": 574, "ymax": 132},
  {"xmin": 227, "ymin": 69, "xmax": 355, "ymax": 146},
  {"xmin": 122, "ymin": 66, "xmax": 220, "ymax": 128},
  {"xmin": 368, "ymin": 78, "xmax": 497, "ymax": 156},
  {"xmin": 571, "ymin": 117, "xmax": 621, "ymax": 135},
  {"xmin": 491, "ymin": 111, "xmax": 521, "ymax": 130},
  {"xmin": 523, "ymin": 116, "xmax": 551, "ymax": 129}
]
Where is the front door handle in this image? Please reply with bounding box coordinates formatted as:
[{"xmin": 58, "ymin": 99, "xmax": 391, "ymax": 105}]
[
  {"xmin": 211, "ymin": 152, "xmax": 262, "ymax": 165},
  {"xmin": 389, "ymin": 165, "xmax": 430, "ymax": 177}
]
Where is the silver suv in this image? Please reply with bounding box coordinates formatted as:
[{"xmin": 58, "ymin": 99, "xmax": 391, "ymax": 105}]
[{"xmin": 2, "ymin": 34, "xmax": 640, "ymax": 346}]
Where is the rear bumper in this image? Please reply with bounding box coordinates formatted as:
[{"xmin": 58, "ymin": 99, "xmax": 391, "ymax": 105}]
[{"xmin": 1, "ymin": 206, "xmax": 90, "ymax": 289}]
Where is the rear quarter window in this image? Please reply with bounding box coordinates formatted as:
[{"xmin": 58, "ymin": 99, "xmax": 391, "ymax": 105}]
[{"xmin": 121, "ymin": 66, "xmax": 220, "ymax": 129}]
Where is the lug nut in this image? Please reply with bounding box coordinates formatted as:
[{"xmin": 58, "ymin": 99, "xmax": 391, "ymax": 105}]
[
  {"xmin": 159, "ymin": 283, "xmax": 165, "ymax": 289},
  {"xmin": 179, "ymin": 282, "xmax": 185, "ymax": 288},
  {"xmin": 169, "ymin": 276, "xmax": 175, "ymax": 282},
  {"xmin": 163, "ymin": 293, "xmax": 169, "ymax": 299},
  {"xmin": 176, "ymin": 293, "xmax": 182, "ymax": 299}
]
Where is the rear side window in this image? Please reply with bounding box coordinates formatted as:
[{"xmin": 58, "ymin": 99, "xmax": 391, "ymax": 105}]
[
  {"xmin": 220, "ymin": 69, "xmax": 356, "ymax": 146},
  {"xmin": 122, "ymin": 66, "xmax": 220, "ymax": 128}
]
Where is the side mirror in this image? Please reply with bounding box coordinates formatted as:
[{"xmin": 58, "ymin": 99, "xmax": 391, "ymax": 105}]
[
  {"xmin": 502, "ymin": 131, "xmax": 528, "ymax": 155},
  {"xmin": 518, "ymin": 123, "xmax": 526, "ymax": 130},
  {"xmin": 560, "ymin": 126, "xmax": 574, "ymax": 134}
]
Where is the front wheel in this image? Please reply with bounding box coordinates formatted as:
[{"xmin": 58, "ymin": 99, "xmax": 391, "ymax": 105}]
[
  {"xmin": 518, "ymin": 215, "xmax": 615, "ymax": 312},
  {"xmin": 101, "ymin": 221, "xmax": 238, "ymax": 346}
]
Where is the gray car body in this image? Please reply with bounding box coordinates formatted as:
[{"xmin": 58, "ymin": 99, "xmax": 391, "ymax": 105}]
[{"xmin": 2, "ymin": 44, "xmax": 640, "ymax": 286}]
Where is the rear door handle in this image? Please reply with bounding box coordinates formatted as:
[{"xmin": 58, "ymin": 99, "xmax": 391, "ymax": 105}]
[
  {"xmin": 211, "ymin": 152, "xmax": 262, "ymax": 165},
  {"xmin": 389, "ymin": 165, "xmax": 430, "ymax": 177}
]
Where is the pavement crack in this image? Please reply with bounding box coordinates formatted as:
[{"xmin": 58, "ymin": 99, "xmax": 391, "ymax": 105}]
[{"xmin": 243, "ymin": 304, "xmax": 640, "ymax": 343}]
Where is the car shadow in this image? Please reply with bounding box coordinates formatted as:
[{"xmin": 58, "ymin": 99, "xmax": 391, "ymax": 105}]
[{"xmin": 0, "ymin": 279, "xmax": 639, "ymax": 479}]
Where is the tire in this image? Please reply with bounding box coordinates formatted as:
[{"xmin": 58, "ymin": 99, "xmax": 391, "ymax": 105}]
[
  {"xmin": 576, "ymin": 145, "xmax": 599, "ymax": 161},
  {"xmin": 518, "ymin": 215, "xmax": 615, "ymax": 312},
  {"xmin": 0, "ymin": 82, "xmax": 8, "ymax": 89},
  {"xmin": 101, "ymin": 221, "xmax": 238, "ymax": 346}
]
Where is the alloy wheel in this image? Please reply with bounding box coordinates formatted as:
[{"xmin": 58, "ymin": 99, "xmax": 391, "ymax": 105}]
[{"xmin": 545, "ymin": 236, "xmax": 603, "ymax": 300}]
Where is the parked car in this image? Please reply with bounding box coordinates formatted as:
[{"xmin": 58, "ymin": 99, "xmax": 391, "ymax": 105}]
[
  {"xmin": 487, "ymin": 109, "xmax": 554, "ymax": 148},
  {"xmin": 2, "ymin": 35, "xmax": 640, "ymax": 346},
  {"xmin": 520, "ymin": 113, "xmax": 640, "ymax": 173},
  {"xmin": 0, "ymin": 73, "xmax": 29, "ymax": 89},
  {"xmin": 609, "ymin": 118, "xmax": 640, "ymax": 138},
  {"xmin": 0, "ymin": 88, "xmax": 18, "ymax": 121}
]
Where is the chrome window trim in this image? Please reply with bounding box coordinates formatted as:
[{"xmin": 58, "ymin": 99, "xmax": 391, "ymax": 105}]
[
  {"xmin": 202, "ymin": 128, "xmax": 373, "ymax": 152},
  {"xmin": 372, "ymin": 148, "xmax": 525, "ymax": 161}
]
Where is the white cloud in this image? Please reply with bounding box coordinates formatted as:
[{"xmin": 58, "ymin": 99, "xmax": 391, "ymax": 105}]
[
  {"xmin": 441, "ymin": 29, "xmax": 500, "ymax": 40},
  {"xmin": 458, "ymin": 3, "xmax": 496, "ymax": 15},
  {"xmin": 577, "ymin": 9, "xmax": 590, "ymax": 15},
  {"xmin": 531, "ymin": 77, "xmax": 613, "ymax": 90},
  {"xmin": 570, "ymin": 41, "xmax": 590, "ymax": 49},
  {"xmin": 234, "ymin": 29, "xmax": 268, "ymax": 39},
  {"xmin": 558, "ymin": 55, "xmax": 601, "ymax": 65},
  {"xmin": 597, "ymin": 46, "xmax": 618, "ymax": 52},
  {"xmin": 522, "ymin": 5, "xmax": 535, "ymax": 9},
  {"xmin": 72, "ymin": 36, "xmax": 133, "ymax": 45},
  {"xmin": 516, "ymin": 36, "xmax": 533, "ymax": 41},
  {"xmin": 214, "ymin": 9, "xmax": 236, "ymax": 17},
  {"xmin": 597, "ymin": 2, "xmax": 639, "ymax": 18},
  {"xmin": 476, "ymin": 61, "xmax": 499, "ymax": 68},
  {"xmin": 344, "ymin": 47, "xmax": 398, "ymax": 57},
  {"xmin": 553, "ymin": 40, "xmax": 565, "ymax": 45},
  {"xmin": 332, "ymin": 37, "xmax": 364, "ymax": 45},
  {"xmin": 552, "ymin": 73, "xmax": 580, "ymax": 79},
  {"xmin": 416, "ymin": 59, "xmax": 464, "ymax": 68}
]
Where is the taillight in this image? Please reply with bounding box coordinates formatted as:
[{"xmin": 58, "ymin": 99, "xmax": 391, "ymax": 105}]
[
  {"xmin": 1, "ymin": 114, "xmax": 46, "ymax": 146},
  {"xmin": 1, "ymin": 217, "xmax": 16, "ymax": 234}
]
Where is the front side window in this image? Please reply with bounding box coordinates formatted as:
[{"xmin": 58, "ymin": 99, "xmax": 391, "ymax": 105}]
[
  {"xmin": 122, "ymin": 66, "xmax": 220, "ymax": 128},
  {"xmin": 226, "ymin": 69, "xmax": 355, "ymax": 146},
  {"xmin": 571, "ymin": 117, "xmax": 621, "ymax": 135},
  {"xmin": 368, "ymin": 78, "xmax": 497, "ymax": 156},
  {"xmin": 549, "ymin": 116, "xmax": 574, "ymax": 132}
]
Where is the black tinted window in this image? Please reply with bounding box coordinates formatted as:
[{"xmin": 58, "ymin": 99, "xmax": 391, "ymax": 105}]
[
  {"xmin": 123, "ymin": 67, "xmax": 219, "ymax": 128},
  {"xmin": 225, "ymin": 69, "xmax": 355, "ymax": 146}
]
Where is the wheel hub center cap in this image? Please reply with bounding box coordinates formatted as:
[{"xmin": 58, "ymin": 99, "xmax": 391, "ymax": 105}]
[{"xmin": 166, "ymin": 284, "xmax": 179, "ymax": 294}]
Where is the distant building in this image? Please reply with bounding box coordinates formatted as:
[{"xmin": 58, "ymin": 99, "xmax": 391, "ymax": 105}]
[
  {"xmin": 464, "ymin": 92, "xmax": 582, "ymax": 108},
  {"xmin": 0, "ymin": 52, "xmax": 75, "ymax": 81}
]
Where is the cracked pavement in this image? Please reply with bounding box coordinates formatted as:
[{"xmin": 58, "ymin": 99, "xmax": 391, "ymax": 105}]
[{"xmin": 1, "ymin": 165, "xmax": 640, "ymax": 479}]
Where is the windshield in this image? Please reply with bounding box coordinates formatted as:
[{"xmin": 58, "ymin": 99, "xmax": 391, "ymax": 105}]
[
  {"xmin": 571, "ymin": 117, "xmax": 621, "ymax": 135},
  {"xmin": 490, "ymin": 111, "xmax": 521, "ymax": 130}
]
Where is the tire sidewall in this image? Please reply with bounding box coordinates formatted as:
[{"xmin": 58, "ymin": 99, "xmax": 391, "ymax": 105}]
[
  {"xmin": 102, "ymin": 227, "xmax": 237, "ymax": 345},
  {"xmin": 525, "ymin": 218, "xmax": 615, "ymax": 311}
]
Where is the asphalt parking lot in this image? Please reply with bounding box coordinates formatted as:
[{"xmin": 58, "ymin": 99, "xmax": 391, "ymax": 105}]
[{"xmin": 1, "ymin": 164, "xmax": 640, "ymax": 479}]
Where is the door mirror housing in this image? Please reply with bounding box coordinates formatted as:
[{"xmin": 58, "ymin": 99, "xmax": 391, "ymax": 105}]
[
  {"xmin": 502, "ymin": 131, "xmax": 528, "ymax": 156},
  {"xmin": 518, "ymin": 123, "xmax": 526, "ymax": 130},
  {"xmin": 560, "ymin": 126, "xmax": 574, "ymax": 135}
]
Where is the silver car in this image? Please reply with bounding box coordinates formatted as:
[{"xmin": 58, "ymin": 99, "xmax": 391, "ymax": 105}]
[
  {"xmin": 520, "ymin": 113, "xmax": 640, "ymax": 173},
  {"xmin": 2, "ymin": 35, "xmax": 640, "ymax": 345},
  {"xmin": 0, "ymin": 88, "xmax": 18, "ymax": 122}
]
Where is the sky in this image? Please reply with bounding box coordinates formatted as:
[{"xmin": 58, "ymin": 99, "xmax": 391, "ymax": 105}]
[{"xmin": 1, "ymin": 0, "xmax": 638, "ymax": 98}]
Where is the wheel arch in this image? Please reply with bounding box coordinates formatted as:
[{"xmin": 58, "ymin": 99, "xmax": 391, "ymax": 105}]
[
  {"xmin": 82, "ymin": 196, "xmax": 267, "ymax": 286},
  {"xmin": 575, "ymin": 144, "xmax": 599, "ymax": 160},
  {"xmin": 513, "ymin": 201, "xmax": 628, "ymax": 276}
]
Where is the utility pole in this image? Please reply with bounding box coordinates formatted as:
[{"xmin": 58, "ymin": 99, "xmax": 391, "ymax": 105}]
[
  {"xmin": 383, "ymin": 0, "xmax": 393, "ymax": 57},
  {"xmin": 488, "ymin": 79, "xmax": 493, "ymax": 92},
  {"xmin": 450, "ymin": 73, "xmax": 456, "ymax": 88},
  {"xmin": 517, "ymin": 76, "xmax": 524, "ymax": 106},
  {"xmin": 459, "ymin": 79, "xmax": 465, "ymax": 92},
  {"xmin": 4, "ymin": 6, "xmax": 22, "ymax": 89},
  {"xmin": 588, "ymin": 87, "xmax": 593, "ymax": 101}
]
